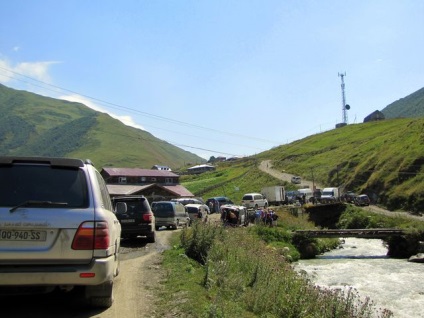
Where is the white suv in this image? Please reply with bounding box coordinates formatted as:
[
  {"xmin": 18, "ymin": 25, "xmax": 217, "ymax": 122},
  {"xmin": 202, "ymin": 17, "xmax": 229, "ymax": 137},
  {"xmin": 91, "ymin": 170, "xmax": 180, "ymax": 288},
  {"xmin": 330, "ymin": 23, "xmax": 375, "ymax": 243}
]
[
  {"xmin": 241, "ymin": 193, "xmax": 268, "ymax": 210},
  {"xmin": 0, "ymin": 156, "xmax": 121, "ymax": 308}
]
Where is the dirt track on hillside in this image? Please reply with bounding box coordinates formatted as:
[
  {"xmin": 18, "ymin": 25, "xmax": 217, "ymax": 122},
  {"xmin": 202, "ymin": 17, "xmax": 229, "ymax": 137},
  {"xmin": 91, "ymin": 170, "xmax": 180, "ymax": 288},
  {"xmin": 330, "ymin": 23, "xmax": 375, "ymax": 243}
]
[
  {"xmin": 258, "ymin": 160, "xmax": 324, "ymax": 189},
  {"xmin": 258, "ymin": 160, "xmax": 424, "ymax": 221}
]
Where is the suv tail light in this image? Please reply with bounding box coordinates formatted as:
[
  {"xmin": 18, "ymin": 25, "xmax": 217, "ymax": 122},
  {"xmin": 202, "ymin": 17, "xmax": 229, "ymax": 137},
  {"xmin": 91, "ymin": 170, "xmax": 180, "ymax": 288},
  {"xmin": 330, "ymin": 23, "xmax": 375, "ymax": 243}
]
[
  {"xmin": 72, "ymin": 221, "xmax": 110, "ymax": 250},
  {"xmin": 142, "ymin": 212, "xmax": 153, "ymax": 222}
]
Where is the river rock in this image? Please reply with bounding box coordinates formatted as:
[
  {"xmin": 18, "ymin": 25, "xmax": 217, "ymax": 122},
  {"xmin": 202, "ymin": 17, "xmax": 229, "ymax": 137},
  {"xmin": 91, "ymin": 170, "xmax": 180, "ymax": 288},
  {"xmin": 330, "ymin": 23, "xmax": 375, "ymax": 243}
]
[{"xmin": 408, "ymin": 253, "xmax": 424, "ymax": 263}]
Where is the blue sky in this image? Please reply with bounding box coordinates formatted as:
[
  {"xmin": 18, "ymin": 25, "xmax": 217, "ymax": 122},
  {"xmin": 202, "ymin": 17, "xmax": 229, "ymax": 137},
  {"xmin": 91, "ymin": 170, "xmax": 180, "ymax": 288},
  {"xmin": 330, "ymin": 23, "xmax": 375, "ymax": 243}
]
[{"xmin": 1, "ymin": 1, "xmax": 423, "ymax": 160}]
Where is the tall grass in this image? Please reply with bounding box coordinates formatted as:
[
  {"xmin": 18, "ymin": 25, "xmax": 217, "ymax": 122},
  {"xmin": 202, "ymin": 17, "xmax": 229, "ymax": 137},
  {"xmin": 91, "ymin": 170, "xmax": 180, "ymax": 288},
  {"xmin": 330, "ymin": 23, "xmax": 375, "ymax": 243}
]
[{"xmin": 177, "ymin": 222, "xmax": 393, "ymax": 318}]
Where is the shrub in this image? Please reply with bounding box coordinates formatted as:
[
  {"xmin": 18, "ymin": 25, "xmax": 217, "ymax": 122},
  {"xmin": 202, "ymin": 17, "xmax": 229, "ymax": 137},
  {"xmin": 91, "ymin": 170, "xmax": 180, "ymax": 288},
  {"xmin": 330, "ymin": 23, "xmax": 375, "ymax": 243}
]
[{"xmin": 177, "ymin": 223, "xmax": 393, "ymax": 318}]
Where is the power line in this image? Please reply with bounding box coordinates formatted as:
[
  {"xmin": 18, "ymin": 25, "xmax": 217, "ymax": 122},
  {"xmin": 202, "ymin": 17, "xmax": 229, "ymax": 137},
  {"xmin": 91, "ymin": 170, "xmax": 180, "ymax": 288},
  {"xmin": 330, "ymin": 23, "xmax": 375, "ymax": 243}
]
[{"xmin": 0, "ymin": 66, "xmax": 280, "ymax": 145}]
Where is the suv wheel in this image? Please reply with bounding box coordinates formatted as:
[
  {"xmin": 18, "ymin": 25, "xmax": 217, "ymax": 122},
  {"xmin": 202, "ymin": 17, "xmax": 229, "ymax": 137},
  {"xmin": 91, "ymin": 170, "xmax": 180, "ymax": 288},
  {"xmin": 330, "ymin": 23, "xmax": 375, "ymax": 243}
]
[
  {"xmin": 146, "ymin": 232, "xmax": 156, "ymax": 243},
  {"xmin": 85, "ymin": 280, "xmax": 114, "ymax": 308}
]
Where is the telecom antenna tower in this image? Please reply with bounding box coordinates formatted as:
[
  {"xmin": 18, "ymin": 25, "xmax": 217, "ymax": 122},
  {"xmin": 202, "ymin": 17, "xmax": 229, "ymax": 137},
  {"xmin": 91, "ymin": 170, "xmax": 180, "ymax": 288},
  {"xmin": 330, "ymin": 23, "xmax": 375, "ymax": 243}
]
[{"xmin": 338, "ymin": 72, "xmax": 349, "ymax": 124}]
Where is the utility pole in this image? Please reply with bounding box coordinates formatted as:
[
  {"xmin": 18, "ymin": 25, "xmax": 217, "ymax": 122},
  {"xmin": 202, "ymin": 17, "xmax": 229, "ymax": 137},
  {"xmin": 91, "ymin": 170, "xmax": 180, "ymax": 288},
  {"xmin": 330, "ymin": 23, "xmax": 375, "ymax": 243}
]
[{"xmin": 338, "ymin": 72, "xmax": 350, "ymax": 124}]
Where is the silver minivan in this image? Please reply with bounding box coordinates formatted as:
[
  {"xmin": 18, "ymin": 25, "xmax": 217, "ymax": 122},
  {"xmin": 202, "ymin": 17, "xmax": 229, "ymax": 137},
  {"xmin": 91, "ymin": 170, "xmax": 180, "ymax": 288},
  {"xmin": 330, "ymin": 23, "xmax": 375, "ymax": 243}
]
[{"xmin": 152, "ymin": 201, "xmax": 190, "ymax": 230}]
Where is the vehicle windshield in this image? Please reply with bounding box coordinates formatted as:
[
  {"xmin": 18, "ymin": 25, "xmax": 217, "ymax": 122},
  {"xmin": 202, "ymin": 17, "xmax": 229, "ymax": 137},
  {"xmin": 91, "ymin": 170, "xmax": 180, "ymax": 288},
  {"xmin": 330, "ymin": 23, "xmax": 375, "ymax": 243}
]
[{"xmin": 0, "ymin": 165, "xmax": 88, "ymax": 208}]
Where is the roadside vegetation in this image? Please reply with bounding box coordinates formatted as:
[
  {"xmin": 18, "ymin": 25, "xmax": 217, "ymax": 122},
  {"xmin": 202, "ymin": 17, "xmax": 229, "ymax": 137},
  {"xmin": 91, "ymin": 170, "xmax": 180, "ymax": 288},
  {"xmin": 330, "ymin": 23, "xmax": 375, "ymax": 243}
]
[{"xmin": 156, "ymin": 212, "xmax": 394, "ymax": 318}]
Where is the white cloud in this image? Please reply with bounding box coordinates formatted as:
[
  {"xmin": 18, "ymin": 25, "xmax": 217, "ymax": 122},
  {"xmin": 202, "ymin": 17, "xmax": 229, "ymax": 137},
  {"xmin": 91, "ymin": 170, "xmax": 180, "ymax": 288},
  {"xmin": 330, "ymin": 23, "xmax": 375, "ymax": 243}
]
[
  {"xmin": 59, "ymin": 94, "xmax": 145, "ymax": 131},
  {"xmin": 0, "ymin": 58, "xmax": 59, "ymax": 84},
  {"xmin": 0, "ymin": 57, "xmax": 145, "ymax": 131},
  {"xmin": 13, "ymin": 46, "xmax": 20, "ymax": 52}
]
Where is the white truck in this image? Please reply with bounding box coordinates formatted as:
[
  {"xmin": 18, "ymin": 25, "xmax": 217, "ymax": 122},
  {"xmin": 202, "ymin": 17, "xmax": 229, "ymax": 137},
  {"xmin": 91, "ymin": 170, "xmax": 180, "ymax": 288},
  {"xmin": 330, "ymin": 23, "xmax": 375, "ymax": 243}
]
[
  {"xmin": 261, "ymin": 186, "xmax": 286, "ymax": 206},
  {"xmin": 320, "ymin": 187, "xmax": 340, "ymax": 204}
]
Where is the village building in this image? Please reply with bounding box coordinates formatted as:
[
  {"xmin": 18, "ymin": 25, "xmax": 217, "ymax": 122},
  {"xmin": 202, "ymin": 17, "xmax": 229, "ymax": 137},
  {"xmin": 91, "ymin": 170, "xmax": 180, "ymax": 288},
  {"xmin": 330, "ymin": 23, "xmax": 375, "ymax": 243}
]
[
  {"xmin": 151, "ymin": 165, "xmax": 172, "ymax": 171},
  {"xmin": 101, "ymin": 167, "xmax": 194, "ymax": 202},
  {"xmin": 364, "ymin": 110, "xmax": 385, "ymax": 123},
  {"xmin": 187, "ymin": 164, "xmax": 216, "ymax": 174}
]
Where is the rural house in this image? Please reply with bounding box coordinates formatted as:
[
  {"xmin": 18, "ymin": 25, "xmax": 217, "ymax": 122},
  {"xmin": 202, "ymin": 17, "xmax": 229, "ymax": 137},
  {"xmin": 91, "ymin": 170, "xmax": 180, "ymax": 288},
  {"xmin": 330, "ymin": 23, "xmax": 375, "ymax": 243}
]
[
  {"xmin": 364, "ymin": 110, "xmax": 385, "ymax": 123},
  {"xmin": 151, "ymin": 165, "xmax": 172, "ymax": 171},
  {"xmin": 187, "ymin": 164, "xmax": 216, "ymax": 174},
  {"xmin": 101, "ymin": 167, "xmax": 194, "ymax": 202}
]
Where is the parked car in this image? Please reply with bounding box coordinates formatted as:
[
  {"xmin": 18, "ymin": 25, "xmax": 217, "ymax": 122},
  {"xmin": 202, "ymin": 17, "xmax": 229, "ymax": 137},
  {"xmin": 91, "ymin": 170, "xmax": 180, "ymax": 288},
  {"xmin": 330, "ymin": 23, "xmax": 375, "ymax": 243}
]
[
  {"xmin": 205, "ymin": 196, "xmax": 234, "ymax": 213},
  {"xmin": 185, "ymin": 203, "xmax": 209, "ymax": 223},
  {"xmin": 153, "ymin": 201, "xmax": 190, "ymax": 230},
  {"xmin": 241, "ymin": 193, "xmax": 268, "ymax": 210},
  {"xmin": 220, "ymin": 204, "xmax": 250, "ymax": 227},
  {"xmin": 112, "ymin": 195, "xmax": 156, "ymax": 242},
  {"xmin": 291, "ymin": 176, "xmax": 301, "ymax": 184},
  {"xmin": 355, "ymin": 194, "xmax": 370, "ymax": 206},
  {"xmin": 0, "ymin": 156, "xmax": 121, "ymax": 308},
  {"xmin": 171, "ymin": 197, "xmax": 204, "ymax": 206},
  {"xmin": 342, "ymin": 191, "xmax": 356, "ymax": 203},
  {"xmin": 285, "ymin": 190, "xmax": 300, "ymax": 204}
]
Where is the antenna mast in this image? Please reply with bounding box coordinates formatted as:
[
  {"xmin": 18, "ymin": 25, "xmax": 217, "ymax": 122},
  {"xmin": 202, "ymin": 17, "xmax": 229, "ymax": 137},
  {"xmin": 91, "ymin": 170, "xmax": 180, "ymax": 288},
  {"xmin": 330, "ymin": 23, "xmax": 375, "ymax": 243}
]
[{"xmin": 338, "ymin": 72, "xmax": 348, "ymax": 124}]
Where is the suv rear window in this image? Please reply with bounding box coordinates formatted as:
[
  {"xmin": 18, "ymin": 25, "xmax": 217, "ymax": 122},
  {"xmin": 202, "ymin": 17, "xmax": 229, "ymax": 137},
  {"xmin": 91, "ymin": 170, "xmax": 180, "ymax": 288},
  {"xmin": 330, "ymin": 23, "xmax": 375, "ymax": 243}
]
[
  {"xmin": 153, "ymin": 203, "xmax": 174, "ymax": 217},
  {"xmin": 186, "ymin": 206, "xmax": 199, "ymax": 214},
  {"xmin": 242, "ymin": 195, "xmax": 253, "ymax": 200},
  {"xmin": 0, "ymin": 165, "xmax": 88, "ymax": 208},
  {"xmin": 115, "ymin": 200, "xmax": 150, "ymax": 216}
]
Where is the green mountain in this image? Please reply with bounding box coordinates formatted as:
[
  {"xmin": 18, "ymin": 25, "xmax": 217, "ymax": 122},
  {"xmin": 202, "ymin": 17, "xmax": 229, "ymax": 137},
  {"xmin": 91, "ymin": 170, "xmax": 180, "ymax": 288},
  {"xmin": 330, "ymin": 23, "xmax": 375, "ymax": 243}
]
[
  {"xmin": 0, "ymin": 84, "xmax": 204, "ymax": 169},
  {"xmin": 382, "ymin": 87, "xmax": 424, "ymax": 118},
  {"xmin": 259, "ymin": 117, "xmax": 424, "ymax": 212},
  {"xmin": 182, "ymin": 118, "xmax": 424, "ymax": 213}
]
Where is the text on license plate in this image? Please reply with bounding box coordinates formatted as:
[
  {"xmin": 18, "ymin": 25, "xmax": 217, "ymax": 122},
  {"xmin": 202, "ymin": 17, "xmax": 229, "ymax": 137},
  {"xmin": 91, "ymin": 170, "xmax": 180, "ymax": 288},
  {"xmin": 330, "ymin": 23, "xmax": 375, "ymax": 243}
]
[
  {"xmin": 120, "ymin": 219, "xmax": 135, "ymax": 223},
  {"xmin": 0, "ymin": 230, "xmax": 47, "ymax": 241}
]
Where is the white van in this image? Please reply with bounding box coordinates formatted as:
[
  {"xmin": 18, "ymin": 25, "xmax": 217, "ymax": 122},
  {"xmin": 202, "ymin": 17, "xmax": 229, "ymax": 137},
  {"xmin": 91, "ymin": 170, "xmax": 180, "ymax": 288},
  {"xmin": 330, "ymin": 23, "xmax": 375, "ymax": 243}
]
[
  {"xmin": 185, "ymin": 203, "xmax": 209, "ymax": 223},
  {"xmin": 152, "ymin": 201, "xmax": 190, "ymax": 230},
  {"xmin": 298, "ymin": 188, "xmax": 314, "ymax": 203},
  {"xmin": 241, "ymin": 193, "xmax": 268, "ymax": 210}
]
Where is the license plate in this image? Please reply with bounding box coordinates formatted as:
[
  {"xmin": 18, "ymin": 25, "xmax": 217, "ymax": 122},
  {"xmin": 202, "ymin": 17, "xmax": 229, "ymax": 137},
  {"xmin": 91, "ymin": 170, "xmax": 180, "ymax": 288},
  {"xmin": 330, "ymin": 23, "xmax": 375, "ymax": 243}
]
[
  {"xmin": 0, "ymin": 230, "xmax": 47, "ymax": 241},
  {"xmin": 120, "ymin": 219, "xmax": 135, "ymax": 223}
]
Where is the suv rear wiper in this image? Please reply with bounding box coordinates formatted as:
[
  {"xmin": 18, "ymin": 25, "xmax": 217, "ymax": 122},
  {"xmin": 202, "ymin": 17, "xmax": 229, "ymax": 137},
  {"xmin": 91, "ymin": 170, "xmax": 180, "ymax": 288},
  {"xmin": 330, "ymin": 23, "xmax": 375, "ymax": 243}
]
[{"xmin": 10, "ymin": 200, "xmax": 69, "ymax": 213}]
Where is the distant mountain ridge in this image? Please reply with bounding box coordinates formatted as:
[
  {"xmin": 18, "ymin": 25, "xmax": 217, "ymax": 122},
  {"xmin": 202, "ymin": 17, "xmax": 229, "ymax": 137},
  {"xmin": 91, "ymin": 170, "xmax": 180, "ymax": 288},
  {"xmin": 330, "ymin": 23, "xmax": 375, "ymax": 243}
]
[
  {"xmin": 0, "ymin": 84, "xmax": 204, "ymax": 169},
  {"xmin": 381, "ymin": 86, "xmax": 424, "ymax": 118}
]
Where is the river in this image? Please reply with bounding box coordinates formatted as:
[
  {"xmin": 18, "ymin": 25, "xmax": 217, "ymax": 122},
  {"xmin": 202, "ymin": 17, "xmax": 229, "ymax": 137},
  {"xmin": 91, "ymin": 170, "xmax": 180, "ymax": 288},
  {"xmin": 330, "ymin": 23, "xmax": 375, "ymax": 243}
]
[{"xmin": 295, "ymin": 238, "xmax": 424, "ymax": 318}]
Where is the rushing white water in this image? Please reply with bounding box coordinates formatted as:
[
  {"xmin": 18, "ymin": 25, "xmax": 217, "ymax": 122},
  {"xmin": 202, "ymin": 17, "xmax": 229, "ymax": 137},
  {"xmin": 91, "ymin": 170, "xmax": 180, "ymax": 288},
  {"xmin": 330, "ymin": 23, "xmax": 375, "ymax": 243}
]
[{"xmin": 295, "ymin": 238, "xmax": 424, "ymax": 318}]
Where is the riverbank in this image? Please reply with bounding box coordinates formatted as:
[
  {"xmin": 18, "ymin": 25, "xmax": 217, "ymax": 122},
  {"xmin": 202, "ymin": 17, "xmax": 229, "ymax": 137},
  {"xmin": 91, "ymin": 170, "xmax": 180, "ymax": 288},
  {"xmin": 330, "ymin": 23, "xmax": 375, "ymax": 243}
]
[
  {"xmin": 296, "ymin": 237, "xmax": 424, "ymax": 318},
  {"xmin": 153, "ymin": 212, "xmax": 394, "ymax": 317}
]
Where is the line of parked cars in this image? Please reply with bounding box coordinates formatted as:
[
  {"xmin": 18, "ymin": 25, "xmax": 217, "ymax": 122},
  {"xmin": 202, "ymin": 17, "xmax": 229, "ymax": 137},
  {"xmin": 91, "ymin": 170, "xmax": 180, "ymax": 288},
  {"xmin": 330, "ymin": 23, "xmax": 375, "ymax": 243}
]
[
  {"xmin": 0, "ymin": 156, "xmax": 225, "ymax": 310},
  {"xmin": 0, "ymin": 154, "xmax": 373, "ymax": 312}
]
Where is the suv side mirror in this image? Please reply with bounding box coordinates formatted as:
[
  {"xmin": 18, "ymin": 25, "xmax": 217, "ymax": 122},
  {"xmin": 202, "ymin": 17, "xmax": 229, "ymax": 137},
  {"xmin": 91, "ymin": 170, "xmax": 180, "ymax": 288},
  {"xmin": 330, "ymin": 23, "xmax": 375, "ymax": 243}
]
[{"xmin": 116, "ymin": 202, "xmax": 127, "ymax": 214}]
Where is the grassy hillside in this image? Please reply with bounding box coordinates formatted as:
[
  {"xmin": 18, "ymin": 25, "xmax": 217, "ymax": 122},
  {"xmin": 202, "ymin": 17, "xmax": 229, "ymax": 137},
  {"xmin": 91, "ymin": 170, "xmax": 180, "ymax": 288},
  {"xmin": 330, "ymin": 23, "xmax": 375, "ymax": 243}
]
[
  {"xmin": 182, "ymin": 118, "xmax": 424, "ymax": 213},
  {"xmin": 0, "ymin": 84, "xmax": 204, "ymax": 169},
  {"xmin": 382, "ymin": 86, "xmax": 424, "ymax": 118}
]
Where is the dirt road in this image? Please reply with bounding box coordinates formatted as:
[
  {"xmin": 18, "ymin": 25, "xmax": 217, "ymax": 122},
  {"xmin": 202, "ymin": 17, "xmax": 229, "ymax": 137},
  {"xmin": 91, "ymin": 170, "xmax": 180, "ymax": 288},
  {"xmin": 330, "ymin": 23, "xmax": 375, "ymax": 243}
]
[
  {"xmin": 259, "ymin": 160, "xmax": 324, "ymax": 189},
  {"xmin": 1, "ymin": 230, "xmax": 173, "ymax": 318},
  {"xmin": 259, "ymin": 160, "xmax": 424, "ymax": 221}
]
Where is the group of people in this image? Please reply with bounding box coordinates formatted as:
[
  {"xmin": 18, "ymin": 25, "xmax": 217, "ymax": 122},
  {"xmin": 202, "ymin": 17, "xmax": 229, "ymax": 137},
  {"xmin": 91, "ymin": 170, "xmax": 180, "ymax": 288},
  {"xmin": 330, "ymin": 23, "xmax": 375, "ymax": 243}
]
[
  {"xmin": 254, "ymin": 207, "xmax": 278, "ymax": 226},
  {"xmin": 221, "ymin": 206, "xmax": 240, "ymax": 226}
]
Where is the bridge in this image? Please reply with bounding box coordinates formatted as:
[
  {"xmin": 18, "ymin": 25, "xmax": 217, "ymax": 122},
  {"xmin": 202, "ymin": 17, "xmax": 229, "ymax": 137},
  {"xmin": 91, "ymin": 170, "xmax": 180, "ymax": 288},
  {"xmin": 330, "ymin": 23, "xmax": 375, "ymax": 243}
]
[{"xmin": 294, "ymin": 228, "xmax": 405, "ymax": 239}]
